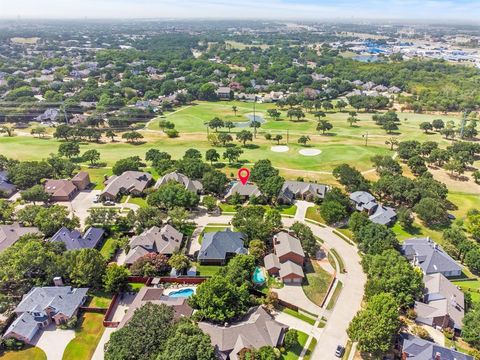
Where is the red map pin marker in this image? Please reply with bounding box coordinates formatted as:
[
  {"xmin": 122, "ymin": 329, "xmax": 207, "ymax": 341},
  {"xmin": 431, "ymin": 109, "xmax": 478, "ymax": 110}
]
[{"xmin": 238, "ymin": 168, "xmax": 250, "ymax": 185}]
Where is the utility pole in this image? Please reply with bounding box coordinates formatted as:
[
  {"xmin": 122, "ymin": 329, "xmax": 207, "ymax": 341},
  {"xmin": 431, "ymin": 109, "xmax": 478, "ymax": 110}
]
[
  {"xmin": 459, "ymin": 110, "xmax": 468, "ymax": 139},
  {"xmin": 253, "ymin": 96, "xmax": 257, "ymax": 138}
]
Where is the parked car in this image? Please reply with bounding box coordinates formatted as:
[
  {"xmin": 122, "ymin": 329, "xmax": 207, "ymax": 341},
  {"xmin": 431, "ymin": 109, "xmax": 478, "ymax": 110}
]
[
  {"xmin": 103, "ymin": 200, "xmax": 115, "ymax": 206},
  {"xmin": 93, "ymin": 194, "xmax": 100, "ymax": 203},
  {"xmin": 335, "ymin": 345, "xmax": 345, "ymax": 357}
]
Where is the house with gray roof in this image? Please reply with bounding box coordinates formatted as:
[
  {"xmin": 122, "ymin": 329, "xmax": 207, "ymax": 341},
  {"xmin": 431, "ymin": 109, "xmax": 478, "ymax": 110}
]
[
  {"xmin": 154, "ymin": 171, "xmax": 203, "ymax": 194},
  {"xmin": 0, "ymin": 223, "xmax": 40, "ymax": 252},
  {"xmin": 401, "ymin": 238, "xmax": 462, "ymax": 277},
  {"xmin": 125, "ymin": 225, "xmax": 183, "ymax": 265},
  {"xmin": 277, "ymin": 181, "xmax": 328, "ymax": 204},
  {"xmin": 49, "ymin": 226, "xmax": 104, "ymax": 251},
  {"xmin": 3, "ymin": 286, "xmax": 88, "ymax": 344},
  {"xmin": 216, "ymin": 86, "xmax": 232, "ymax": 100},
  {"xmin": 349, "ymin": 191, "xmax": 397, "ymax": 226},
  {"xmin": 199, "ymin": 306, "xmax": 287, "ymax": 360},
  {"xmin": 414, "ymin": 273, "xmax": 465, "ymax": 331},
  {"xmin": 264, "ymin": 232, "xmax": 305, "ymax": 284},
  {"xmin": 0, "ymin": 170, "xmax": 16, "ymax": 198},
  {"xmin": 400, "ymin": 333, "xmax": 472, "ymax": 360},
  {"xmin": 224, "ymin": 182, "xmax": 262, "ymax": 202},
  {"xmin": 198, "ymin": 229, "xmax": 247, "ymax": 265},
  {"xmin": 101, "ymin": 171, "xmax": 153, "ymax": 201}
]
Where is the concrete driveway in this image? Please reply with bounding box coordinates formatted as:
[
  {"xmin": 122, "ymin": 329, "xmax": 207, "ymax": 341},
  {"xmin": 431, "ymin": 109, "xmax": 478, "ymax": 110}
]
[{"xmin": 32, "ymin": 323, "xmax": 75, "ymax": 360}]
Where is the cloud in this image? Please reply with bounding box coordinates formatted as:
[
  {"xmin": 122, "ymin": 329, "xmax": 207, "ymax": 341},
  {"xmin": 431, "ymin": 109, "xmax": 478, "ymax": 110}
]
[{"xmin": 0, "ymin": 0, "xmax": 479, "ymax": 21}]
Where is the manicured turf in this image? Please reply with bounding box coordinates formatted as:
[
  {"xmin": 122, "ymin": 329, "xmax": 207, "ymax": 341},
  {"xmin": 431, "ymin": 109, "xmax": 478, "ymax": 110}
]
[
  {"xmin": 453, "ymin": 279, "xmax": 480, "ymax": 304},
  {"xmin": 326, "ymin": 280, "xmax": 343, "ymax": 310},
  {"xmin": 194, "ymin": 264, "xmax": 223, "ymax": 277},
  {"xmin": 99, "ymin": 238, "xmax": 118, "ymax": 260},
  {"xmin": 62, "ymin": 313, "xmax": 105, "ymax": 360},
  {"xmin": 302, "ymin": 260, "xmax": 334, "ymax": 306},
  {"xmin": 303, "ymin": 337, "xmax": 317, "ymax": 360},
  {"xmin": 1, "ymin": 347, "xmax": 47, "ymax": 360},
  {"xmin": 305, "ymin": 206, "xmax": 324, "ymax": 223},
  {"xmin": 129, "ymin": 283, "xmax": 145, "ymax": 292},
  {"xmin": 219, "ymin": 203, "xmax": 238, "ymax": 213},
  {"xmin": 281, "ymin": 306, "xmax": 316, "ymax": 326},
  {"xmin": 329, "ymin": 248, "xmax": 346, "ymax": 274},
  {"xmin": 88, "ymin": 291, "xmax": 112, "ymax": 308},
  {"xmin": 198, "ymin": 225, "xmax": 229, "ymax": 244},
  {"xmin": 281, "ymin": 330, "xmax": 310, "ymax": 360}
]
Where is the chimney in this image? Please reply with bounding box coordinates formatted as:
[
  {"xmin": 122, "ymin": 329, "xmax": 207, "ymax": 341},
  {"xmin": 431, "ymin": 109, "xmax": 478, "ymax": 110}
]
[{"xmin": 53, "ymin": 277, "xmax": 63, "ymax": 286}]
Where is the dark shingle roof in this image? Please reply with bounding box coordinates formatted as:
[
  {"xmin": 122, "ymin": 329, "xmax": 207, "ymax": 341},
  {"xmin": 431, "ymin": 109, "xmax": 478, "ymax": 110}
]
[
  {"xmin": 198, "ymin": 229, "xmax": 247, "ymax": 261},
  {"xmin": 49, "ymin": 227, "xmax": 104, "ymax": 250},
  {"xmin": 401, "ymin": 333, "xmax": 473, "ymax": 360}
]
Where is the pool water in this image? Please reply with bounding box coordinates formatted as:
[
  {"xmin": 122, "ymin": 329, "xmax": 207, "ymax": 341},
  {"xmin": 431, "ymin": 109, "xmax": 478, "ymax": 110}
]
[
  {"xmin": 168, "ymin": 288, "xmax": 195, "ymax": 298},
  {"xmin": 252, "ymin": 267, "xmax": 266, "ymax": 284}
]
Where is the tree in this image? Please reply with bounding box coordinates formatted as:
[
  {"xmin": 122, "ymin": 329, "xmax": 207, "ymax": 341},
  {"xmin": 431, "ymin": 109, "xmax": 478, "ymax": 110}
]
[
  {"xmin": 320, "ymin": 200, "xmax": 348, "ymax": 225},
  {"xmin": 198, "ymin": 83, "xmax": 218, "ymax": 101},
  {"xmin": 202, "ymin": 170, "xmax": 228, "ymax": 195},
  {"xmin": 34, "ymin": 205, "xmax": 80, "ymax": 237},
  {"xmin": 122, "ymin": 131, "xmax": 144, "ymax": 144},
  {"xmin": 347, "ymin": 293, "xmax": 400, "ymax": 355},
  {"xmin": 232, "ymin": 206, "xmax": 279, "ymax": 242},
  {"xmin": 251, "ymin": 160, "xmax": 278, "ymax": 183},
  {"xmin": 272, "ymin": 134, "xmax": 283, "ymax": 145},
  {"xmin": 284, "ymin": 329, "xmax": 299, "ymax": 350},
  {"xmin": 0, "ymin": 126, "xmax": 14, "ymax": 137},
  {"xmin": 419, "ymin": 122, "xmax": 433, "ymax": 133},
  {"xmin": 258, "ymin": 175, "xmax": 284, "ymax": 203},
  {"xmin": 86, "ymin": 208, "xmax": 119, "ymax": 228},
  {"xmin": 105, "ymin": 303, "xmax": 176, "ymax": 360},
  {"xmin": 223, "ymin": 146, "xmax": 243, "ymax": 164},
  {"xmin": 148, "ymin": 182, "xmax": 199, "ymax": 209},
  {"xmin": 82, "ymin": 149, "xmax": 101, "ymax": 166},
  {"xmin": 157, "ymin": 320, "xmax": 216, "ymax": 360},
  {"xmin": 414, "ymin": 197, "xmax": 449, "ymax": 226},
  {"xmin": 130, "ymin": 253, "xmax": 169, "ymax": 277},
  {"xmin": 184, "ymin": 148, "xmax": 202, "ymax": 160},
  {"xmin": 371, "ymin": 155, "xmax": 402, "ymax": 176},
  {"xmin": 236, "ymin": 130, "xmax": 253, "ymax": 146},
  {"xmin": 208, "ymin": 117, "xmax": 224, "ymax": 132},
  {"xmin": 354, "ymin": 223, "xmax": 398, "ymax": 255},
  {"xmin": 20, "ymin": 185, "xmax": 49, "ymax": 204},
  {"xmin": 473, "ymin": 170, "xmax": 480, "ymax": 184},
  {"xmin": 232, "ymin": 105, "xmax": 238, "ymax": 116},
  {"xmin": 432, "ymin": 119, "xmax": 445, "ymax": 131},
  {"xmin": 58, "ymin": 141, "xmax": 80, "ymax": 158},
  {"xmin": 314, "ymin": 111, "xmax": 326, "ymax": 121},
  {"xmin": 64, "ymin": 248, "xmax": 106, "ymax": 288},
  {"xmin": 385, "ymin": 137, "xmax": 399, "ymax": 151},
  {"xmin": 112, "ymin": 156, "xmax": 144, "ymax": 175},
  {"xmin": 316, "ymin": 120, "xmax": 333, "ymax": 134},
  {"xmin": 224, "ymin": 121, "xmax": 234, "ymax": 132},
  {"xmin": 466, "ymin": 212, "xmax": 480, "ymax": 241},
  {"xmin": 205, "ymin": 149, "xmax": 220, "ymax": 165},
  {"xmin": 407, "ymin": 156, "xmax": 428, "ymax": 176},
  {"xmin": 267, "ymin": 109, "xmax": 281, "ymax": 121},
  {"xmin": 202, "ymin": 195, "xmax": 217, "ymax": 213},
  {"xmin": 332, "ymin": 164, "xmax": 369, "ymax": 192},
  {"xmin": 397, "ymin": 207, "xmax": 414, "ymax": 229},
  {"xmin": 383, "ymin": 121, "xmax": 398, "ymax": 134},
  {"xmin": 103, "ymin": 264, "xmax": 131, "ymax": 293},
  {"xmin": 248, "ymin": 239, "xmax": 267, "ymax": 262},
  {"xmin": 362, "ymin": 250, "xmax": 423, "ymax": 308},
  {"xmin": 347, "ymin": 112, "xmax": 359, "ymax": 127},
  {"xmin": 297, "ymin": 135, "xmax": 310, "ymax": 146},
  {"xmin": 428, "ymin": 148, "xmax": 450, "ymax": 167},
  {"xmin": 217, "ymin": 133, "xmax": 233, "ymax": 146},
  {"xmin": 336, "ymin": 99, "xmax": 348, "ymax": 111},
  {"xmin": 105, "ymin": 130, "xmax": 116, "ymax": 142},
  {"xmin": 0, "ymin": 199, "xmax": 14, "ymax": 223},
  {"xmin": 462, "ymin": 304, "xmax": 480, "ymax": 348},
  {"xmin": 168, "ymin": 253, "xmax": 191, "ymax": 272},
  {"xmin": 31, "ymin": 126, "xmax": 47, "ymax": 138},
  {"xmin": 290, "ymin": 222, "xmax": 319, "ymax": 256}
]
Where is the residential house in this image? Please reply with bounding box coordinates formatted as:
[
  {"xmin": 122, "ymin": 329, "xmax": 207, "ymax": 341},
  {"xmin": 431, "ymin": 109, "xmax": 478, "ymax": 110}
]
[
  {"xmin": 0, "ymin": 223, "xmax": 40, "ymax": 252},
  {"xmin": 199, "ymin": 306, "xmax": 287, "ymax": 360},
  {"xmin": 197, "ymin": 229, "xmax": 247, "ymax": 265},
  {"xmin": 35, "ymin": 108, "xmax": 60, "ymax": 122},
  {"xmin": 399, "ymin": 333, "xmax": 472, "ymax": 360},
  {"xmin": 118, "ymin": 287, "xmax": 193, "ymax": 329},
  {"xmin": 264, "ymin": 232, "xmax": 305, "ymax": 284},
  {"xmin": 71, "ymin": 171, "xmax": 91, "ymax": 190},
  {"xmin": 3, "ymin": 286, "xmax": 88, "ymax": 344},
  {"xmin": 101, "ymin": 171, "xmax": 153, "ymax": 201},
  {"xmin": 49, "ymin": 226, "xmax": 104, "ymax": 251},
  {"xmin": 224, "ymin": 181, "xmax": 262, "ymax": 202},
  {"xmin": 277, "ymin": 180, "xmax": 328, "ymax": 204},
  {"xmin": 401, "ymin": 238, "xmax": 462, "ymax": 277},
  {"xmin": 216, "ymin": 86, "xmax": 232, "ymax": 100},
  {"xmin": 154, "ymin": 171, "xmax": 203, "ymax": 194},
  {"xmin": 349, "ymin": 191, "xmax": 397, "ymax": 226},
  {"xmin": 414, "ymin": 273, "xmax": 465, "ymax": 331},
  {"xmin": 0, "ymin": 170, "xmax": 17, "ymax": 197},
  {"xmin": 44, "ymin": 179, "xmax": 77, "ymax": 202},
  {"xmin": 125, "ymin": 225, "xmax": 183, "ymax": 265}
]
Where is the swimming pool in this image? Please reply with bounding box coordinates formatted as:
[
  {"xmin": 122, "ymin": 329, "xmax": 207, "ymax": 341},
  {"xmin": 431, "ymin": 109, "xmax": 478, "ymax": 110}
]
[
  {"xmin": 252, "ymin": 267, "xmax": 266, "ymax": 285},
  {"xmin": 167, "ymin": 288, "xmax": 195, "ymax": 298}
]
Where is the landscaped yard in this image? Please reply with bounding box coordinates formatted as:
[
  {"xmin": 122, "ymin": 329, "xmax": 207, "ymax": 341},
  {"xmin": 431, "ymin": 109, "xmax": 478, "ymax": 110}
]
[
  {"xmin": 277, "ymin": 204, "xmax": 297, "ymax": 216},
  {"xmin": 88, "ymin": 291, "xmax": 112, "ymax": 308},
  {"xmin": 219, "ymin": 203, "xmax": 238, "ymax": 213},
  {"xmin": 453, "ymin": 279, "xmax": 480, "ymax": 304},
  {"xmin": 281, "ymin": 330, "xmax": 310, "ymax": 360},
  {"xmin": 1, "ymin": 347, "xmax": 47, "ymax": 360},
  {"xmin": 129, "ymin": 282, "xmax": 146, "ymax": 292},
  {"xmin": 326, "ymin": 280, "xmax": 343, "ymax": 310},
  {"xmin": 280, "ymin": 306, "xmax": 316, "ymax": 326},
  {"xmin": 99, "ymin": 237, "xmax": 118, "ymax": 260},
  {"xmin": 302, "ymin": 260, "xmax": 334, "ymax": 306},
  {"xmin": 198, "ymin": 224, "xmax": 229, "ymax": 244},
  {"xmin": 194, "ymin": 264, "xmax": 224, "ymax": 277},
  {"xmin": 62, "ymin": 313, "xmax": 105, "ymax": 360},
  {"xmin": 305, "ymin": 206, "xmax": 324, "ymax": 223}
]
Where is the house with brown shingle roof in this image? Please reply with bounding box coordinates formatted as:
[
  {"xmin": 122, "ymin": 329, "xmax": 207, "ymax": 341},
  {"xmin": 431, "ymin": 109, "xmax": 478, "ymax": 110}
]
[
  {"xmin": 199, "ymin": 306, "xmax": 287, "ymax": 360},
  {"xmin": 44, "ymin": 171, "xmax": 90, "ymax": 202},
  {"xmin": 101, "ymin": 171, "xmax": 152, "ymax": 201}
]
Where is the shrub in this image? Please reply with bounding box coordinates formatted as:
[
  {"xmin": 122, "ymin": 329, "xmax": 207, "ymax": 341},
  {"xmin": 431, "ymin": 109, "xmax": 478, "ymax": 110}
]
[
  {"xmin": 58, "ymin": 315, "xmax": 78, "ymax": 330},
  {"xmin": 165, "ymin": 129, "xmax": 179, "ymax": 138},
  {"xmin": 443, "ymin": 327, "xmax": 454, "ymax": 340},
  {"xmin": 412, "ymin": 325, "xmax": 431, "ymax": 340},
  {"xmin": 406, "ymin": 308, "xmax": 417, "ymax": 320},
  {"xmin": 284, "ymin": 329, "xmax": 299, "ymax": 350}
]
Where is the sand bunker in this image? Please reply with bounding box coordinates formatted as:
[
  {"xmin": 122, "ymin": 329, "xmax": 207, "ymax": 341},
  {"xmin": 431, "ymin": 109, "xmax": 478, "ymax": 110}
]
[
  {"xmin": 270, "ymin": 146, "xmax": 289, "ymax": 153},
  {"xmin": 299, "ymin": 149, "xmax": 322, "ymax": 156}
]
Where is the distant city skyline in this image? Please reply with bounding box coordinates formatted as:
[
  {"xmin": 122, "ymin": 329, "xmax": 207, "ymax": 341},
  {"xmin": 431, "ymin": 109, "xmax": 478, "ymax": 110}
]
[{"xmin": 0, "ymin": 0, "xmax": 479, "ymax": 22}]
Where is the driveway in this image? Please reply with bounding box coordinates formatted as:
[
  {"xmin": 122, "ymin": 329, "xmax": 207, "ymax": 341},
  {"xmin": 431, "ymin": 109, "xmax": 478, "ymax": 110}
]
[
  {"xmin": 294, "ymin": 200, "xmax": 313, "ymax": 221},
  {"xmin": 32, "ymin": 323, "xmax": 75, "ymax": 360},
  {"xmin": 275, "ymin": 284, "xmax": 322, "ymax": 315}
]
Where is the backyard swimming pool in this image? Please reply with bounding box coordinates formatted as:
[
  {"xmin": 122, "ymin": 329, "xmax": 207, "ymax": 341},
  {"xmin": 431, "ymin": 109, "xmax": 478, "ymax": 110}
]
[
  {"xmin": 252, "ymin": 267, "xmax": 266, "ymax": 285},
  {"xmin": 167, "ymin": 288, "xmax": 195, "ymax": 298}
]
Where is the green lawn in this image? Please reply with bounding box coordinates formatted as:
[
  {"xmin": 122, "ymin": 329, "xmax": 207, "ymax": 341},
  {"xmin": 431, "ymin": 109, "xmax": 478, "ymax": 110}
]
[
  {"xmin": 62, "ymin": 313, "xmax": 105, "ymax": 360},
  {"xmin": 453, "ymin": 279, "xmax": 480, "ymax": 304},
  {"xmin": 194, "ymin": 264, "xmax": 224, "ymax": 277},
  {"xmin": 302, "ymin": 260, "xmax": 334, "ymax": 307},
  {"xmin": 88, "ymin": 291, "xmax": 112, "ymax": 308},
  {"xmin": 305, "ymin": 206, "xmax": 324, "ymax": 223},
  {"xmin": 281, "ymin": 330, "xmax": 310, "ymax": 360},
  {"xmin": 280, "ymin": 306, "xmax": 316, "ymax": 326},
  {"xmin": 125, "ymin": 196, "xmax": 148, "ymax": 208},
  {"xmin": 329, "ymin": 248, "xmax": 346, "ymax": 274},
  {"xmin": 277, "ymin": 204, "xmax": 297, "ymax": 216},
  {"xmin": 303, "ymin": 338, "xmax": 317, "ymax": 360},
  {"xmin": 129, "ymin": 282, "xmax": 145, "ymax": 292},
  {"xmin": 326, "ymin": 280, "xmax": 343, "ymax": 310},
  {"xmin": 219, "ymin": 203, "xmax": 238, "ymax": 213},
  {"xmin": 99, "ymin": 238, "xmax": 118, "ymax": 260},
  {"xmin": 1, "ymin": 347, "xmax": 47, "ymax": 360}
]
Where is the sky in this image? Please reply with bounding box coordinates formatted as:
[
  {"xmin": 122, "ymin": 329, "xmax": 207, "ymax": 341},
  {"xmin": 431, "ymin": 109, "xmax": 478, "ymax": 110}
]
[{"xmin": 0, "ymin": 0, "xmax": 479, "ymax": 22}]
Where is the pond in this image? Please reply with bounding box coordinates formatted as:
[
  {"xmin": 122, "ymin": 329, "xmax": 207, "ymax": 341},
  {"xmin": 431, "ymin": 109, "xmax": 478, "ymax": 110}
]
[{"xmin": 235, "ymin": 114, "xmax": 265, "ymax": 128}]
